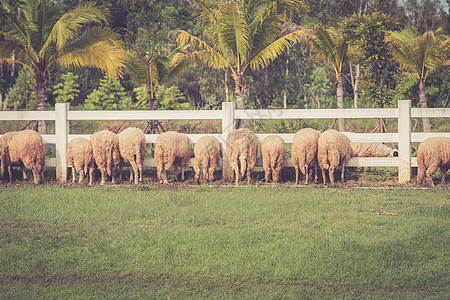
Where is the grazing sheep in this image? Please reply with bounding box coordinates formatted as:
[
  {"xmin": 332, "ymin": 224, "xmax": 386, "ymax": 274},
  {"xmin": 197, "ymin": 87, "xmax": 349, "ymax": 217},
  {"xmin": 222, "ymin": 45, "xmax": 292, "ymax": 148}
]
[
  {"xmin": 67, "ymin": 138, "xmax": 95, "ymax": 185},
  {"xmin": 193, "ymin": 136, "xmax": 220, "ymax": 184},
  {"xmin": 261, "ymin": 135, "xmax": 286, "ymax": 183},
  {"xmin": 118, "ymin": 127, "xmax": 146, "ymax": 184},
  {"xmin": 90, "ymin": 130, "xmax": 121, "ymax": 185},
  {"xmin": 226, "ymin": 128, "xmax": 258, "ymax": 185},
  {"xmin": 317, "ymin": 129, "xmax": 353, "ymax": 184},
  {"xmin": 417, "ymin": 137, "xmax": 450, "ymax": 186},
  {"xmin": 351, "ymin": 142, "xmax": 398, "ymax": 157},
  {"xmin": 154, "ymin": 131, "xmax": 192, "ymax": 184},
  {"xmin": 292, "ymin": 128, "xmax": 320, "ymax": 184},
  {"xmin": 0, "ymin": 130, "xmax": 45, "ymax": 184},
  {"xmin": 0, "ymin": 136, "xmax": 11, "ymax": 182}
]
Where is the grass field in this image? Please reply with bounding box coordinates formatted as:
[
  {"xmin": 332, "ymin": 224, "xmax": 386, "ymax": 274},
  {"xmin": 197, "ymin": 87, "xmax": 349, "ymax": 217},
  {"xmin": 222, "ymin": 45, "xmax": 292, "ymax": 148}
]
[{"xmin": 0, "ymin": 185, "xmax": 448, "ymax": 299}]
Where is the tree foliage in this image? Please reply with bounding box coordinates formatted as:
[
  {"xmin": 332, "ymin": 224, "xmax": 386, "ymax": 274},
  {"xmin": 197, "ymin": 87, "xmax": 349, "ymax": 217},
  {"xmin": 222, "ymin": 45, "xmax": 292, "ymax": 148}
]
[
  {"xmin": 53, "ymin": 72, "xmax": 80, "ymax": 103},
  {"xmin": 84, "ymin": 76, "xmax": 132, "ymax": 110}
]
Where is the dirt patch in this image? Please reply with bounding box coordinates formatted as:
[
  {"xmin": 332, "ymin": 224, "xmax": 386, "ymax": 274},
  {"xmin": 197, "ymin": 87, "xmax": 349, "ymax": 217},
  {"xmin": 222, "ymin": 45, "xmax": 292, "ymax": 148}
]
[{"xmin": 1, "ymin": 167, "xmax": 449, "ymax": 189}]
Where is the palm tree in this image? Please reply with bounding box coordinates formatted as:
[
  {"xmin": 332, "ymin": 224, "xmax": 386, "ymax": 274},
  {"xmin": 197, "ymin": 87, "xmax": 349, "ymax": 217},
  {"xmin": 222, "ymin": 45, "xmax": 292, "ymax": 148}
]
[
  {"xmin": 126, "ymin": 46, "xmax": 188, "ymax": 111},
  {"xmin": 387, "ymin": 27, "xmax": 449, "ymax": 132},
  {"xmin": 0, "ymin": 0, "xmax": 127, "ymax": 134},
  {"xmin": 305, "ymin": 25, "xmax": 357, "ymax": 132},
  {"xmin": 175, "ymin": 0, "xmax": 308, "ymax": 128}
]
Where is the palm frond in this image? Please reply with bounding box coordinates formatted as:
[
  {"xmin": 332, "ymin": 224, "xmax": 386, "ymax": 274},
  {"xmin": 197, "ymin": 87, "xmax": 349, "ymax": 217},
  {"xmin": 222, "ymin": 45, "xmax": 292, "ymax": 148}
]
[
  {"xmin": 247, "ymin": 30, "xmax": 307, "ymax": 71},
  {"xmin": 42, "ymin": 1, "xmax": 110, "ymax": 55},
  {"xmin": 219, "ymin": 1, "xmax": 250, "ymax": 69},
  {"xmin": 0, "ymin": 56, "xmax": 34, "ymax": 72},
  {"xmin": 388, "ymin": 27, "xmax": 449, "ymax": 78},
  {"xmin": 124, "ymin": 55, "xmax": 148, "ymax": 85},
  {"xmin": 56, "ymin": 39, "xmax": 127, "ymax": 79},
  {"xmin": 60, "ymin": 27, "xmax": 122, "ymax": 55},
  {"xmin": 249, "ymin": 0, "xmax": 308, "ymax": 49},
  {"xmin": 176, "ymin": 30, "xmax": 229, "ymax": 70}
]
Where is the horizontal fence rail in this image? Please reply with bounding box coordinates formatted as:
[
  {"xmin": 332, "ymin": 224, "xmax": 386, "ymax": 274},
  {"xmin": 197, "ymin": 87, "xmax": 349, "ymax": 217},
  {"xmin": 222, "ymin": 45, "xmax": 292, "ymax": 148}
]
[{"xmin": 1, "ymin": 100, "xmax": 449, "ymax": 183}]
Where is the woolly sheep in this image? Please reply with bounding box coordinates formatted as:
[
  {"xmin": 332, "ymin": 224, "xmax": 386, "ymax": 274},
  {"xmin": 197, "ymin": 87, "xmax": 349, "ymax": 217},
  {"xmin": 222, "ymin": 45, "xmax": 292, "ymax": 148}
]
[
  {"xmin": 193, "ymin": 136, "xmax": 220, "ymax": 184},
  {"xmin": 226, "ymin": 128, "xmax": 258, "ymax": 185},
  {"xmin": 90, "ymin": 130, "xmax": 121, "ymax": 185},
  {"xmin": 118, "ymin": 127, "xmax": 146, "ymax": 184},
  {"xmin": 67, "ymin": 137, "xmax": 95, "ymax": 185},
  {"xmin": 351, "ymin": 142, "xmax": 398, "ymax": 157},
  {"xmin": 0, "ymin": 136, "xmax": 11, "ymax": 182},
  {"xmin": 292, "ymin": 128, "xmax": 320, "ymax": 184},
  {"xmin": 154, "ymin": 131, "xmax": 192, "ymax": 184},
  {"xmin": 261, "ymin": 135, "xmax": 286, "ymax": 183},
  {"xmin": 317, "ymin": 129, "xmax": 353, "ymax": 184},
  {"xmin": 0, "ymin": 130, "xmax": 45, "ymax": 184},
  {"xmin": 417, "ymin": 137, "xmax": 450, "ymax": 186}
]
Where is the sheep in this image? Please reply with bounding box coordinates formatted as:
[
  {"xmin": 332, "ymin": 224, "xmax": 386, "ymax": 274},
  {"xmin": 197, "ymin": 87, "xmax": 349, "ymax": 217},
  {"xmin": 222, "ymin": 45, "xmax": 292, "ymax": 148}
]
[
  {"xmin": 417, "ymin": 137, "xmax": 450, "ymax": 186},
  {"xmin": 226, "ymin": 128, "xmax": 258, "ymax": 185},
  {"xmin": 260, "ymin": 135, "xmax": 286, "ymax": 183},
  {"xmin": 67, "ymin": 137, "xmax": 95, "ymax": 185},
  {"xmin": 0, "ymin": 130, "xmax": 45, "ymax": 184},
  {"xmin": 291, "ymin": 128, "xmax": 320, "ymax": 184},
  {"xmin": 118, "ymin": 127, "xmax": 146, "ymax": 185},
  {"xmin": 317, "ymin": 129, "xmax": 353, "ymax": 184},
  {"xmin": 193, "ymin": 136, "xmax": 220, "ymax": 184},
  {"xmin": 351, "ymin": 142, "xmax": 398, "ymax": 157},
  {"xmin": 90, "ymin": 130, "xmax": 121, "ymax": 185},
  {"xmin": 154, "ymin": 131, "xmax": 192, "ymax": 184},
  {"xmin": 0, "ymin": 136, "xmax": 11, "ymax": 182}
]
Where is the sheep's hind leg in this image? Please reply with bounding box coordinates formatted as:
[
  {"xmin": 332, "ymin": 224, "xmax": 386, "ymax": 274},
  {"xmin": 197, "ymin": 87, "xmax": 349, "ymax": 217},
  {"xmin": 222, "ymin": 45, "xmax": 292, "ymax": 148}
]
[
  {"xmin": 20, "ymin": 162, "xmax": 28, "ymax": 181},
  {"xmin": 100, "ymin": 168, "xmax": 107, "ymax": 185},
  {"xmin": 72, "ymin": 166, "xmax": 76, "ymax": 183},
  {"xmin": 439, "ymin": 166, "xmax": 448, "ymax": 184},
  {"xmin": 130, "ymin": 160, "xmax": 139, "ymax": 184},
  {"xmin": 263, "ymin": 156, "xmax": 271, "ymax": 182},
  {"xmin": 32, "ymin": 168, "xmax": 41, "ymax": 184},
  {"xmin": 329, "ymin": 166, "xmax": 335, "ymax": 185},
  {"xmin": 425, "ymin": 162, "xmax": 439, "ymax": 186},
  {"xmin": 89, "ymin": 167, "xmax": 94, "ymax": 185},
  {"xmin": 314, "ymin": 162, "xmax": 319, "ymax": 184},
  {"xmin": 304, "ymin": 164, "xmax": 309, "ymax": 185},
  {"xmin": 78, "ymin": 169, "xmax": 85, "ymax": 184},
  {"xmin": 340, "ymin": 161, "xmax": 347, "ymax": 183}
]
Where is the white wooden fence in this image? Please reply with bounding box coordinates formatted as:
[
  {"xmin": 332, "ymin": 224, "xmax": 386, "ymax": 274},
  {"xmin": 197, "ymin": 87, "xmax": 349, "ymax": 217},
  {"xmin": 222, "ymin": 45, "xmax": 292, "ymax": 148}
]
[{"xmin": 0, "ymin": 100, "xmax": 449, "ymax": 183}]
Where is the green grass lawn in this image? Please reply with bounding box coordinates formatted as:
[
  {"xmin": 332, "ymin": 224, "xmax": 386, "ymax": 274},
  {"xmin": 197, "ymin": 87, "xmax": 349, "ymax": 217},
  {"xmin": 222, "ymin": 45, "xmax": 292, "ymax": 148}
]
[{"xmin": 0, "ymin": 185, "xmax": 448, "ymax": 299}]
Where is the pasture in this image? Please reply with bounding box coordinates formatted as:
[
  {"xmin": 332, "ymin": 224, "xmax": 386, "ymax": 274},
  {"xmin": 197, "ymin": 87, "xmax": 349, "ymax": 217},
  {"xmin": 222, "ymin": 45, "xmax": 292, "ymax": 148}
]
[{"xmin": 0, "ymin": 185, "xmax": 448, "ymax": 299}]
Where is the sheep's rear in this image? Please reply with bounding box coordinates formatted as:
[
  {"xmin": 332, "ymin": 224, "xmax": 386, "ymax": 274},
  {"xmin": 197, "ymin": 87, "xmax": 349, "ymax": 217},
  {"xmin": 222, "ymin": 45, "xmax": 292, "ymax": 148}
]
[
  {"xmin": 417, "ymin": 137, "xmax": 450, "ymax": 186},
  {"xmin": 226, "ymin": 128, "xmax": 258, "ymax": 185}
]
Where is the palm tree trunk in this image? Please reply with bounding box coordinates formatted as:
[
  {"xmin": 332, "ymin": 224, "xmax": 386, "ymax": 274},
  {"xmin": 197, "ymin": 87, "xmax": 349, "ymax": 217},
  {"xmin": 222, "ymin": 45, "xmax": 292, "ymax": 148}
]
[
  {"xmin": 35, "ymin": 74, "xmax": 51, "ymax": 155},
  {"xmin": 336, "ymin": 72, "xmax": 345, "ymax": 132},
  {"xmin": 234, "ymin": 72, "xmax": 250, "ymax": 129},
  {"xmin": 419, "ymin": 77, "xmax": 431, "ymax": 132},
  {"xmin": 35, "ymin": 75, "xmax": 47, "ymax": 135},
  {"xmin": 225, "ymin": 70, "xmax": 229, "ymax": 102}
]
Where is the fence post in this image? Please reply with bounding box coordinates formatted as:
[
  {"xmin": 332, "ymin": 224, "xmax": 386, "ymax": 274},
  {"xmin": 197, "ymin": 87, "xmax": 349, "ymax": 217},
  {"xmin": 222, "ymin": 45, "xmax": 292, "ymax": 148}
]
[
  {"xmin": 55, "ymin": 103, "xmax": 69, "ymax": 183},
  {"xmin": 222, "ymin": 102, "xmax": 235, "ymax": 180},
  {"xmin": 398, "ymin": 100, "xmax": 411, "ymax": 183}
]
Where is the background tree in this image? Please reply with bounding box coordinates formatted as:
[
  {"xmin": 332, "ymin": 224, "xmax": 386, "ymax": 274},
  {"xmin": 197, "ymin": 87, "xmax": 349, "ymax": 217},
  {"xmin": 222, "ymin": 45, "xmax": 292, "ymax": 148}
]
[
  {"xmin": 6, "ymin": 67, "xmax": 36, "ymax": 110},
  {"xmin": 53, "ymin": 72, "xmax": 80, "ymax": 104},
  {"xmin": 341, "ymin": 12, "xmax": 398, "ymax": 132},
  {"xmin": 387, "ymin": 27, "xmax": 450, "ymax": 132},
  {"xmin": 0, "ymin": 0, "xmax": 126, "ymax": 135},
  {"xmin": 176, "ymin": 0, "xmax": 308, "ymax": 128},
  {"xmin": 156, "ymin": 85, "xmax": 191, "ymax": 110},
  {"xmin": 303, "ymin": 24, "xmax": 357, "ymax": 131},
  {"xmin": 84, "ymin": 76, "xmax": 132, "ymax": 110}
]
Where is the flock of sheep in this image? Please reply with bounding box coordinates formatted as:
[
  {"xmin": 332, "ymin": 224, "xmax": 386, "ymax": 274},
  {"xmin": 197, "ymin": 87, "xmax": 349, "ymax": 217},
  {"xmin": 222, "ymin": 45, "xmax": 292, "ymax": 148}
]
[{"xmin": 0, "ymin": 128, "xmax": 449, "ymax": 186}]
